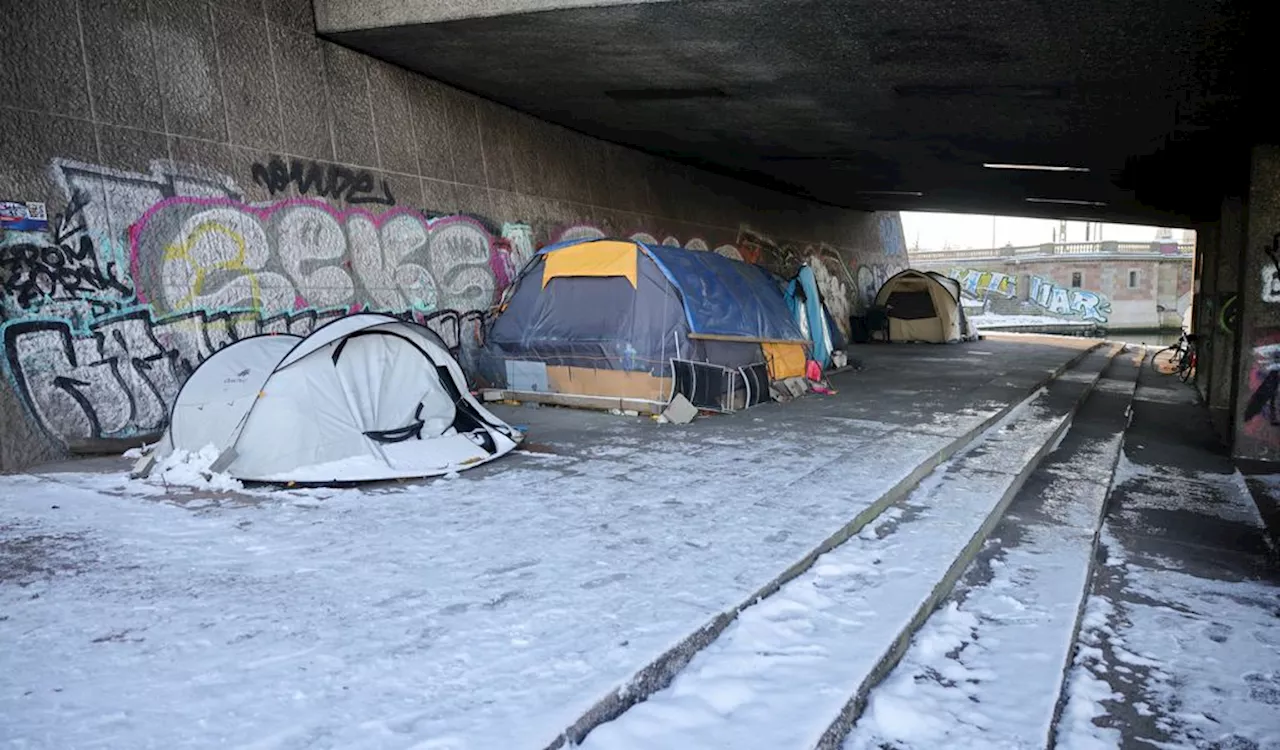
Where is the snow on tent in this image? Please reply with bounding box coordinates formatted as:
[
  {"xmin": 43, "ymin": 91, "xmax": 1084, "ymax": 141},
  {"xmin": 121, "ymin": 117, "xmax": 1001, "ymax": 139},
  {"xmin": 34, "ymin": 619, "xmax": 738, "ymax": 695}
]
[
  {"xmin": 145, "ymin": 313, "xmax": 520, "ymax": 483},
  {"xmin": 873, "ymin": 269, "xmax": 970, "ymax": 344},
  {"xmin": 482, "ymin": 238, "xmax": 811, "ymax": 412}
]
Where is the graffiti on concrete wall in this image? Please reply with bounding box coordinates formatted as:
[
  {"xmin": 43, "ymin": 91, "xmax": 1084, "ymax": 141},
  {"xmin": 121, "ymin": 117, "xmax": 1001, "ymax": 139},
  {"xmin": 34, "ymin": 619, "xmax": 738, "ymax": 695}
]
[
  {"xmin": 856, "ymin": 263, "xmax": 891, "ymax": 310},
  {"xmin": 735, "ymin": 227, "xmax": 778, "ymax": 266},
  {"xmin": 0, "ymin": 191, "xmax": 132, "ymax": 316},
  {"xmin": 500, "ymin": 222, "xmax": 535, "ymax": 276},
  {"xmin": 1028, "ymin": 275, "xmax": 1111, "ymax": 323},
  {"xmin": 131, "ymin": 198, "xmax": 507, "ymax": 315},
  {"xmin": 1262, "ymin": 266, "xmax": 1280, "ymax": 304},
  {"xmin": 948, "ymin": 267, "xmax": 1017, "ymax": 299},
  {"xmin": 878, "ymin": 212, "xmax": 907, "ymax": 257},
  {"xmin": 806, "ymin": 254, "xmax": 852, "ymax": 333},
  {"xmin": 1262, "ymin": 233, "xmax": 1280, "ymax": 303},
  {"xmin": 3, "ymin": 307, "xmax": 485, "ymax": 446},
  {"xmin": 0, "ymin": 159, "xmax": 519, "ymax": 448},
  {"xmin": 250, "ymin": 156, "xmax": 395, "ymax": 206},
  {"xmin": 1219, "ymin": 293, "xmax": 1239, "ymax": 335},
  {"xmin": 1243, "ymin": 334, "xmax": 1280, "ymax": 448},
  {"xmin": 551, "ymin": 224, "xmax": 739, "ymax": 259}
]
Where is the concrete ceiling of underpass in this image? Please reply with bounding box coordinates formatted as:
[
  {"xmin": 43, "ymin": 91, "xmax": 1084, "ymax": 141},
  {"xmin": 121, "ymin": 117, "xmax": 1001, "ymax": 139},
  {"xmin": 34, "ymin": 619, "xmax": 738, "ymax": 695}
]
[{"xmin": 320, "ymin": 0, "xmax": 1267, "ymax": 225}]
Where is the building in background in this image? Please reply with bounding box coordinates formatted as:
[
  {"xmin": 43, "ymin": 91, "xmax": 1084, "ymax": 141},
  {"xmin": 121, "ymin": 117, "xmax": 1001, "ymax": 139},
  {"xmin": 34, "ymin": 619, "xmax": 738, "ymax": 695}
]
[{"xmin": 913, "ymin": 233, "xmax": 1194, "ymax": 333}]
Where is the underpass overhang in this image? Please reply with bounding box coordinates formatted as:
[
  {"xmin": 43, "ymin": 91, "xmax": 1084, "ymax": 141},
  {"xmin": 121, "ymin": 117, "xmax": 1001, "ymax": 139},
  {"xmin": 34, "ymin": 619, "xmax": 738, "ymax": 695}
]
[{"xmin": 315, "ymin": 0, "xmax": 1268, "ymax": 226}]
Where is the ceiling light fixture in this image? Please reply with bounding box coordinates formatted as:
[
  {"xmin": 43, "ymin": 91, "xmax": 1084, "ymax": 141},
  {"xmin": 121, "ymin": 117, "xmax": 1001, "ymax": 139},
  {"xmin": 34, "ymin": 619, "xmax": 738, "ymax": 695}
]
[
  {"xmin": 984, "ymin": 163, "xmax": 1090, "ymax": 173},
  {"xmin": 1025, "ymin": 197, "xmax": 1107, "ymax": 207},
  {"xmin": 857, "ymin": 190, "xmax": 924, "ymax": 197}
]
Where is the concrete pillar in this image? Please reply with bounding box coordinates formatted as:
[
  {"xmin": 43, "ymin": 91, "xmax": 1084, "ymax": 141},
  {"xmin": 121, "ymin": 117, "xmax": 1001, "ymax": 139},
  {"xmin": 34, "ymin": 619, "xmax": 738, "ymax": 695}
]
[
  {"xmin": 1233, "ymin": 145, "xmax": 1280, "ymax": 461},
  {"xmin": 1192, "ymin": 220, "xmax": 1217, "ymax": 400},
  {"xmin": 1204, "ymin": 198, "xmax": 1245, "ymax": 442}
]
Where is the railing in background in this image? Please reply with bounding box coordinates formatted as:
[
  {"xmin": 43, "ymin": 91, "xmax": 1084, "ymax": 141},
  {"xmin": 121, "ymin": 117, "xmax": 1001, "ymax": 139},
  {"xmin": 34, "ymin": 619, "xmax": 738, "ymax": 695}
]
[{"xmin": 913, "ymin": 241, "xmax": 1194, "ymax": 263}]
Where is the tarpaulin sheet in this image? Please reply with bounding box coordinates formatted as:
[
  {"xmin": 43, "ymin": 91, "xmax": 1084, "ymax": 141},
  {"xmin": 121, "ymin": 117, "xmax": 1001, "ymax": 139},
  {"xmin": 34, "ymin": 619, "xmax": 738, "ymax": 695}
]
[
  {"xmin": 786, "ymin": 266, "xmax": 833, "ymax": 367},
  {"xmin": 542, "ymin": 240, "xmax": 637, "ymax": 288},
  {"xmin": 761, "ymin": 342, "xmax": 808, "ymax": 380},
  {"xmin": 643, "ymin": 245, "xmax": 805, "ymax": 342},
  {"xmin": 487, "ymin": 258, "xmax": 687, "ymax": 373}
]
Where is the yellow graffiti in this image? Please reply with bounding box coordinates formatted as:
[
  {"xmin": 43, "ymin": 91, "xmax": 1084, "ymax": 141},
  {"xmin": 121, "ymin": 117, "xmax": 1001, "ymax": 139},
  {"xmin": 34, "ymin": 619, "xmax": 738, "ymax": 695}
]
[
  {"xmin": 162, "ymin": 221, "xmax": 263, "ymax": 311},
  {"xmin": 950, "ymin": 267, "xmax": 1016, "ymax": 298}
]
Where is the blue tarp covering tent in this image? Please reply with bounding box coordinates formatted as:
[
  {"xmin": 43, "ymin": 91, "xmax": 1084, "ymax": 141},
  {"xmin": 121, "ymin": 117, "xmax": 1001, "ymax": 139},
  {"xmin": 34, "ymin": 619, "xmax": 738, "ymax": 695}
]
[
  {"xmin": 642, "ymin": 244, "xmax": 805, "ymax": 342},
  {"xmin": 483, "ymin": 238, "xmax": 811, "ymax": 406}
]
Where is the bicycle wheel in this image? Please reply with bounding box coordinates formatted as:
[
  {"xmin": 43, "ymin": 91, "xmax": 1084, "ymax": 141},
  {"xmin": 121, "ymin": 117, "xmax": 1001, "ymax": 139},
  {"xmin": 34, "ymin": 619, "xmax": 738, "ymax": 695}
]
[{"xmin": 1151, "ymin": 346, "xmax": 1183, "ymax": 375}]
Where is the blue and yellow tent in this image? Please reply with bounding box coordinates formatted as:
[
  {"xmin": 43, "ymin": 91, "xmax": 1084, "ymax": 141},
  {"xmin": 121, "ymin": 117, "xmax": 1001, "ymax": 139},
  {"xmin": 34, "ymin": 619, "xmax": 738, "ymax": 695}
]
[{"xmin": 484, "ymin": 238, "xmax": 810, "ymax": 404}]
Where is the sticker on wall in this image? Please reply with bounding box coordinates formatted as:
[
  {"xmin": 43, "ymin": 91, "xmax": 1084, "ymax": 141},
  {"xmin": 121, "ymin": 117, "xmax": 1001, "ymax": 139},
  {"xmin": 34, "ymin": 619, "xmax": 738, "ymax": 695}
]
[{"xmin": 0, "ymin": 201, "xmax": 48, "ymax": 232}]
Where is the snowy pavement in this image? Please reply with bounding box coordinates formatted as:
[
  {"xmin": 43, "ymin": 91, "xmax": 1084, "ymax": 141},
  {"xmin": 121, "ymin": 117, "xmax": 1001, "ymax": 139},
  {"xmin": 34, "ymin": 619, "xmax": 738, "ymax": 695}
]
[
  {"xmin": 845, "ymin": 347, "xmax": 1139, "ymax": 750},
  {"xmin": 578, "ymin": 349, "xmax": 1111, "ymax": 750},
  {"xmin": 0, "ymin": 338, "xmax": 1096, "ymax": 750},
  {"xmin": 1059, "ymin": 518, "xmax": 1280, "ymax": 749},
  {"xmin": 1056, "ymin": 366, "xmax": 1280, "ymax": 749}
]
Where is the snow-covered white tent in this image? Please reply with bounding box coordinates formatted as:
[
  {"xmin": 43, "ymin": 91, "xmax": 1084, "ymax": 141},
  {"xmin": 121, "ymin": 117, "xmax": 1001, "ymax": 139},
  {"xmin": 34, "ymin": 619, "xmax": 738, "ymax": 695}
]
[{"xmin": 151, "ymin": 313, "xmax": 520, "ymax": 483}]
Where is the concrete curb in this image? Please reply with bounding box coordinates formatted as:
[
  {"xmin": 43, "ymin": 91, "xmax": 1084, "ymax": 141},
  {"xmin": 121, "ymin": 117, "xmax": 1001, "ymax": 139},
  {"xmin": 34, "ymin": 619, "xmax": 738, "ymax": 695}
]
[
  {"xmin": 811, "ymin": 342, "xmax": 1124, "ymax": 750},
  {"xmin": 1044, "ymin": 344, "xmax": 1147, "ymax": 749},
  {"xmin": 545, "ymin": 341, "xmax": 1106, "ymax": 749}
]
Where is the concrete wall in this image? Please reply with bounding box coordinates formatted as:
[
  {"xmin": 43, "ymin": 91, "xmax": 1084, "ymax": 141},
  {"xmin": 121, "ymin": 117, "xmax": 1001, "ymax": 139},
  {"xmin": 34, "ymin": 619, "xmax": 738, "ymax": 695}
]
[
  {"xmin": 913, "ymin": 255, "xmax": 1192, "ymax": 329},
  {"xmin": 1235, "ymin": 146, "xmax": 1280, "ymax": 462},
  {"xmin": 0, "ymin": 0, "xmax": 906, "ymax": 472},
  {"xmin": 313, "ymin": 0, "xmax": 673, "ymax": 30}
]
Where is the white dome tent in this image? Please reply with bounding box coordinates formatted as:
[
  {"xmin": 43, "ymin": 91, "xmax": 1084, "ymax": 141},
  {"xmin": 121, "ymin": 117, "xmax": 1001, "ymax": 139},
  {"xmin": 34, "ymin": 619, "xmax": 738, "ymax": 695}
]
[{"xmin": 144, "ymin": 313, "xmax": 520, "ymax": 483}]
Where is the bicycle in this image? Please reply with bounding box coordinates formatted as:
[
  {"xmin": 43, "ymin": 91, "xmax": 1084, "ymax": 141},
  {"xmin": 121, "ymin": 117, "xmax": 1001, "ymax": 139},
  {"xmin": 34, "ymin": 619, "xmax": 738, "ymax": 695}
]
[{"xmin": 1150, "ymin": 330, "xmax": 1198, "ymax": 382}]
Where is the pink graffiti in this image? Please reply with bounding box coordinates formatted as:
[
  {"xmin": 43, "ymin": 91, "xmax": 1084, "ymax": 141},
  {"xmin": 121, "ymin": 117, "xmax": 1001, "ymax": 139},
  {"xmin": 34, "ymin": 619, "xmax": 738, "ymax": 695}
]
[{"xmin": 128, "ymin": 197, "xmax": 519, "ymax": 315}]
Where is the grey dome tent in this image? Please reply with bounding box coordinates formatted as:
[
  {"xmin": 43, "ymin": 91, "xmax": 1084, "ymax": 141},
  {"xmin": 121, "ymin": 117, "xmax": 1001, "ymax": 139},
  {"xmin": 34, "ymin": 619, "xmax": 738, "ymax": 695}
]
[{"xmin": 147, "ymin": 313, "xmax": 520, "ymax": 483}]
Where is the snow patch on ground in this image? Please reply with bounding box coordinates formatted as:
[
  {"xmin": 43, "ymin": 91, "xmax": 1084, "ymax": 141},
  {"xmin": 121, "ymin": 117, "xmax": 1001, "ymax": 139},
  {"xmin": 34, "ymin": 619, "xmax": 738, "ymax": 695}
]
[
  {"xmin": 971, "ymin": 313, "xmax": 1094, "ymax": 329},
  {"xmin": 0, "ymin": 417, "xmax": 949, "ymax": 750},
  {"xmin": 846, "ymin": 429, "xmax": 1124, "ymax": 750},
  {"xmin": 1111, "ymin": 453, "xmax": 1264, "ymax": 527},
  {"xmin": 1057, "ymin": 525, "xmax": 1280, "ymax": 749},
  {"xmin": 582, "ymin": 395, "xmax": 1072, "ymax": 750},
  {"xmin": 1057, "ymin": 595, "xmax": 1124, "ymax": 750}
]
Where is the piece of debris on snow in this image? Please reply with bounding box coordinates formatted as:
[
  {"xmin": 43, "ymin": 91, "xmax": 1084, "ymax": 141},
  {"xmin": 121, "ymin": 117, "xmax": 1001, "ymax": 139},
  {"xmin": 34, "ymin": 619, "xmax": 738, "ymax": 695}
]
[{"xmin": 662, "ymin": 394, "xmax": 698, "ymax": 425}]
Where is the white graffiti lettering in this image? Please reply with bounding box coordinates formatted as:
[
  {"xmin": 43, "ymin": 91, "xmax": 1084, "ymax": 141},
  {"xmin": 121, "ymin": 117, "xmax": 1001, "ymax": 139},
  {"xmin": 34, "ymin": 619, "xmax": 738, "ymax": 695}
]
[{"xmin": 1028, "ymin": 275, "xmax": 1111, "ymax": 323}]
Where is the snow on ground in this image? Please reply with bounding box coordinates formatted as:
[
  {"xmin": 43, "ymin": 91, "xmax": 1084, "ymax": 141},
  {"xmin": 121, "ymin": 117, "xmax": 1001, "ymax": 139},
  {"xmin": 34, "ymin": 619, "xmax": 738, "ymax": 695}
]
[
  {"xmin": 1058, "ymin": 526, "xmax": 1280, "ymax": 750},
  {"xmin": 149, "ymin": 444, "xmax": 246, "ymax": 493},
  {"xmin": 2, "ymin": 408, "xmax": 969, "ymax": 750},
  {"xmin": 844, "ymin": 431, "xmax": 1125, "ymax": 750},
  {"xmin": 579, "ymin": 389, "xmax": 1075, "ymax": 750},
  {"xmin": 970, "ymin": 313, "xmax": 1092, "ymax": 329},
  {"xmin": 1056, "ymin": 454, "xmax": 1280, "ymax": 750}
]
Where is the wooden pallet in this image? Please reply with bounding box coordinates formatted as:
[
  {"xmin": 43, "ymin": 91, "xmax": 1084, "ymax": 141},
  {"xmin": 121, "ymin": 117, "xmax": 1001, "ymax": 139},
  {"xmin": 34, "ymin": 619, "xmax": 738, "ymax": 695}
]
[{"xmin": 479, "ymin": 389, "xmax": 666, "ymax": 415}]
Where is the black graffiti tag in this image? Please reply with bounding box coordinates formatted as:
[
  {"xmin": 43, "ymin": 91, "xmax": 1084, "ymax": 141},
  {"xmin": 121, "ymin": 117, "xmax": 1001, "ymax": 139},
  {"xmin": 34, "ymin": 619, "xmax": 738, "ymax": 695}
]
[
  {"xmin": 0, "ymin": 235, "xmax": 133, "ymax": 311},
  {"xmin": 250, "ymin": 156, "xmax": 395, "ymax": 206}
]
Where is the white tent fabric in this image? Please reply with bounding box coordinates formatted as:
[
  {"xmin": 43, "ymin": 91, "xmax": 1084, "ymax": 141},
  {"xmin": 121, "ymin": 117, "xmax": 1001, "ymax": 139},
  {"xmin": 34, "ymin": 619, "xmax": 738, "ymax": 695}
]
[
  {"xmin": 157, "ymin": 314, "xmax": 519, "ymax": 483},
  {"xmin": 925, "ymin": 272, "xmax": 980, "ymax": 342},
  {"xmin": 163, "ymin": 335, "xmax": 302, "ymax": 457}
]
